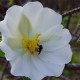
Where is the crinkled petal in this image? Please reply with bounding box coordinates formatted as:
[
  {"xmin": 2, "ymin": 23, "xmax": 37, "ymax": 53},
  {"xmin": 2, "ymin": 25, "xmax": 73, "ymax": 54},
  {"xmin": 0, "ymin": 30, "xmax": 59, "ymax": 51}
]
[
  {"xmin": 32, "ymin": 56, "xmax": 65, "ymax": 77},
  {"xmin": 23, "ymin": 1, "xmax": 43, "ymax": 27},
  {"xmin": 18, "ymin": 14, "xmax": 32, "ymax": 37},
  {"xmin": 43, "ymin": 62, "xmax": 65, "ymax": 77},
  {"xmin": 6, "ymin": 5, "xmax": 23, "ymax": 36},
  {"xmin": 32, "ymin": 56, "xmax": 49, "ymax": 76},
  {"xmin": 54, "ymin": 29, "xmax": 72, "ymax": 41},
  {"xmin": 0, "ymin": 42, "xmax": 24, "ymax": 61},
  {"xmin": 34, "ymin": 7, "xmax": 62, "ymax": 34},
  {"xmin": 23, "ymin": 2, "xmax": 62, "ymax": 35},
  {"xmin": 30, "ymin": 64, "xmax": 45, "ymax": 80},
  {"xmin": 11, "ymin": 53, "xmax": 45, "ymax": 80},
  {"xmin": 7, "ymin": 37, "xmax": 22, "ymax": 50},
  {"xmin": 10, "ymin": 55, "xmax": 24, "ymax": 76},
  {"xmin": 39, "ymin": 25, "xmax": 63, "ymax": 42},
  {"xmin": 23, "ymin": 54, "xmax": 32, "ymax": 77},
  {"xmin": 42, "ymin": 29, "xmax": 72, "ymax": 51},
  {"xmin": 0, "ymin": 21, "xmax": 11, "ymax": 41},
  {"xmin": 39, "ymin": 45, "xmax": 72, "ymax": 64}
]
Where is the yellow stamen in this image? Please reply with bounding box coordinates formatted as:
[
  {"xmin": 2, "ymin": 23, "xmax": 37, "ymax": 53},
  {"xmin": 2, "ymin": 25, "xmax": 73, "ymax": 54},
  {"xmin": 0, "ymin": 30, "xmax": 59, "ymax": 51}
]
[{"xmin": 22, "ymin": 33, "xmax": 41, "ymax": 55}]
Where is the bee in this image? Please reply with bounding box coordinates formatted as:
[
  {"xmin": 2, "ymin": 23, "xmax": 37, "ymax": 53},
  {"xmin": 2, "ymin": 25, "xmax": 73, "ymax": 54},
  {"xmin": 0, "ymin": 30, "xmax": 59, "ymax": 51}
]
[
  {"xmin": 38, "ymin": 45, "xmax": 43, "ymax": 55},
  {"xmin": 35, "ymin": 44, "xmax": 43, "ymax": 55}
]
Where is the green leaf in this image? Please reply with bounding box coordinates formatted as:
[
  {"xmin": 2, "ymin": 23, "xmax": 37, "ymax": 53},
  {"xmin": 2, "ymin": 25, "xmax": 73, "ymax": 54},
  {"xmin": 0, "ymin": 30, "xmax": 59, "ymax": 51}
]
[
  {"xmin": 22, "ymin": 77, "xmax": 31, "ymax": 80},
  {"xmin": 8, "ymin": 0, "xmax": 14, "ymax": 5},
  {"xmin": 0, "ymin": 49, "xmax": 5, "ymax": 57},
  {"xmin": 62, "ymin": 16, "xmax": 69, "ymax": 27},
  {"xmin": 0, "ymin": 0, "xmax": 2, "ymax": 3}
]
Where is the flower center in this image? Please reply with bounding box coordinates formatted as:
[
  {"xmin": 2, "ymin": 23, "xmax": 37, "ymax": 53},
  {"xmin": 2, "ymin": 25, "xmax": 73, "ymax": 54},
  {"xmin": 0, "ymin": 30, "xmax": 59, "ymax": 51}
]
[{"xmin": 22, "ymin": 33, "xmax": 42, "ymax": 55}]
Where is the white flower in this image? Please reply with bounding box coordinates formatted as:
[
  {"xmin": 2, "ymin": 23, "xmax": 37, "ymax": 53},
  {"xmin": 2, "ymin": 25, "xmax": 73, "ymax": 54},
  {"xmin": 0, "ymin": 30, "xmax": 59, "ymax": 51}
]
[{"xmin": 0, "ymin": 1, "xmax": 72, "ymax": 80}]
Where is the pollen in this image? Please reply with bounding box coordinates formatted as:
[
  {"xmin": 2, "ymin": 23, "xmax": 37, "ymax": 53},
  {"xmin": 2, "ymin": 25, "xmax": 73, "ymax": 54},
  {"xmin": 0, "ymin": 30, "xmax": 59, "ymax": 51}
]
[{"xmin": 22, "ymin": 33, "xmax": 41, "ymax": 55}]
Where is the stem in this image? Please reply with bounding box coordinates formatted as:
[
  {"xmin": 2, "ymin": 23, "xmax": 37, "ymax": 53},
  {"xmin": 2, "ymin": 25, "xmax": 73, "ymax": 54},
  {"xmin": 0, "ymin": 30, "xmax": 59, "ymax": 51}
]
[
  {"xmin": 65, "ymin": 14, "xmax": 72, "ymax": 28},
  {"xmin": 70, "ymin": 22, "xmax": 80, "ymax": 44}
]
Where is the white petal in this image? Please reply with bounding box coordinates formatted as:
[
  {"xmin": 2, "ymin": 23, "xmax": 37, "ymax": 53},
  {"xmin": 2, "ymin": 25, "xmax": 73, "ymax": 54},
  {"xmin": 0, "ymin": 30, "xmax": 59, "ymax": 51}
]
[
  {"xmin": 39, "ymin": 45, "xmax": 72, "ymax": 64},
  {"xmin": 55, "ymin": 29, "xmax": 72, "ymax": 41},
  {"xmin": 32, "ymin": 56, "xmax": 49, "ymax": 76},
  {"xmin": 32, "ymin": 56, "xmax": 65, "ymax": 77},
  {"xmin": 34, "ymin": 7, "xmax": 62, "ymax": 34},
  {"xmin": 43, "ymin": 29, "xmax": 72, "ymax": 51},
  {"xmin": 39, "ymin": 25, "xmax": 63, "ymax": 42},
  {"xmin": 6, "ymin": 5, "xmax": 23, "ymax": 36},
  {"xmin": 11, "ymin": 53, "xmax": 44, "ymax": 79},
  {"xmin": 30, "ymin": 57, "xmax": 46, "ymax": 80},
  {"xmin": 18, "ymin": 14, "xmax": 32, "ymax": 37},
  {"xmin": 0, "ymin": 21, "xmax": 11, "ymax": 41},
  {"xmin": 0, "ymin": 42, "xmax": 24, "ymax": 61},
  {"xmin": 43, "ymin": 62, "xmax": 65, "ymax": 77},
  {"xmin": 10, "ymin": 55, "xmax": 24, "ymax": 76},
  {"xmin": 23, "ymin": 1, "xmax": 43, "ymax": 27},
  {"xmin": 23, "ymin": 54, "xmax": 32, "ymax": 77},
  {"xmin": 7, "ymin": 37, "xmax": 22, "ymax": 50}
]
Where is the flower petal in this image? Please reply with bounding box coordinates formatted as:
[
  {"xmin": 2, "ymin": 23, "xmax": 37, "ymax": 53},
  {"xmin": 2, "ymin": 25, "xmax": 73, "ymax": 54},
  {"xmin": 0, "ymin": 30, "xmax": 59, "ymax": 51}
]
[
  {"xmin": 23, "ymin": 54, "xmax": 32, "ymax": 77},
  {"xmin": 39, "ymin": 45, "xmax": 72, "ymax": 64},
  {"xmin": 0, "ymin": 20, "xmax": 11, "ymax": 41},
  {"xmin": 43, "ymin": 62, "xmax": 65, "ymax": 77},
  {"xmin": 39, "ymin": 25, "xmax": 63, "ymax": 42},
  {"xmin": 10, "ymin": 55, "xmax": 24, "ymax": 76},
  {"xmin": 32, "ymin": 56, "xmax": 49, "ymax": 76},
  {"xmin": 7, "ymin": 37, "xmax": 22, "ymax": 50},
  {"xmin": 42, "ymin": 29, "xmax": 72, "ymax": 51},
  {"xmin": 32, "ymin": 56, "xmax": 65, "ymax": 77},
  {"xmin": 11, "ymin": 53, "xmax": 45, "ymax": 80},
  {"xmin": 0, "ymin": 42, "xmax": 24, "ymax": 61},
  {"xmin": 6, "ymin": 5, "xmax": 23, "ymax": 36},
  {"xmin": 30, "ymin": 62, "xmax": 45, "ymax": 80},
  {"xmin": 34, "ymin": 7, "xmax": 62, "ymax": 34},
  {"xmin": 23, "ymin": 1, "xmax": 43, "ymax": 27},
  {"xmin": 18, "ymin": 14, "xmax": 32, "ymax": 37}
]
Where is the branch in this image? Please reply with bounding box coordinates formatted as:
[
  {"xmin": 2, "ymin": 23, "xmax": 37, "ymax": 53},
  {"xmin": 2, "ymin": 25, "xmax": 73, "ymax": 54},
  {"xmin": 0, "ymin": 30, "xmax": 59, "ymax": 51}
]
[
  {"xmin": 14, "ymin": 0, "xmax": 23, "ymax": 6},
  {"xmin": 0, "ymin": 57, "xmax": 6, "ymax": 65},
  {"xmin": 0, "ymin": 61, "xmax": 9, "ymax": 80},
  {"xmin": 70, "ymin": 24, "xmax": 80, "ymax": 44},
  {"xmin": 62, "ymin": 7, "xmax": 80, "ymax": 17},
  {"xmin": 65, "ymin": 64, "xmax": 80, "ymax": 70},
  {"xmin": 14, "ymin": 0, "xmax": 28, "ymax": 6},
  {"xmin": 59, "ymin": 76, "xmax": 71, "ymax": 80},
  {"xmin": 43, "ymin": 76, "xmax": 52, "ymax": 80},
  {"xmin": 65, "ymin": 14, "xmax": 72, "ymax": 28}
]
